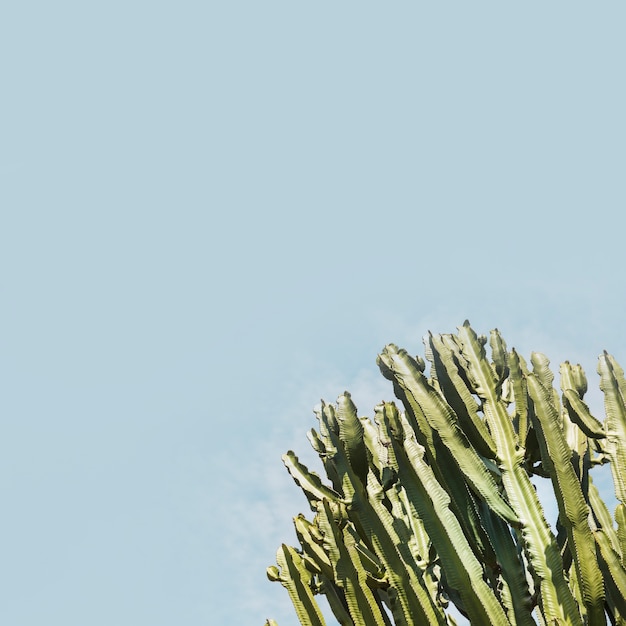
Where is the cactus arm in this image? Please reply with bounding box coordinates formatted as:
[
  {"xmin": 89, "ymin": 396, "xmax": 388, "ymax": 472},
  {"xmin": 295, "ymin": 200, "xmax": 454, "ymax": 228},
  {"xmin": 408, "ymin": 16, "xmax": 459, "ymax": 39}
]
[
  {"xmin": 294, "ymin": 514, "xmax": 335, "ymax": 581},
  {"xmin": 377, "ymin": 346, "xmax": 437, "ymax": 457},
  {"xmin": 312, "ymin": 404, "xmax": 347, "ymax": 493},
  {"xmin": 394, "ymin": 413, "xmax": 513, "ymax": 625},
  {"xmin": 563, "ymin": 388, "xmax": 606, "ymax": 439},
  {"xmin": 366, "ymin": 467, "xmax": 447, "ymax": 624},
  {"xmin": 360, "ymin": 416, "xmax": 385, "ymax": 478},
  {"xmin": 456, "ymin": 322, "xmax": 582, "ymax": 626},
  {"xmin": 489, "ymin": 328, "xmax": 510, "ymax": 384},
  {"xmin": 598, "ymin": 352, "xmax": 626, "ymax": 505},
  {"xmin": 295, "ymin": 514, "xmax": 376, "ymax": 625},
  {"xmin": 268, "ymin": 544, "xmax": 327, "ymax": 626},
  {"xmin": 375, "ymin": 404, "xmax": 452, "ymax": 608},
  {"xmin": 378, "ymin": 353, "xmax": 509, "ymax": 565},
  {"xmin": 316, "ymin": 577, "xmax": 354, "ymax": 626},
  {"xmin": 560, "ymin": 361, "xmax": 588, "ymax": 399},
  {"xmin": 343, "ymin": 524, "xmax": 387, "ymax": 586},
  {"xmin": 617, "ymin": 504, "xmax": 626, "ymax": 567},
  {"xmin": 382, "ymin": 398, "xmax": 496, "ymax": 569},
  {"xmin": 317, "ymin": 499, "xmax": 388, "ymax": 626},
  {"xmin": 589, "ymin": 479, "xmax": 621, "ymax": 554},
  {"xmin": 336, "ymin": 393, "xmax": 369, "ymax": 486},
  {"xmin": 324, "ymin": 427, "xmax": 446, "ymax": 626},
  {"xmin": 509, "ymin": 349, "xmax": 530, "ymax": 447},
  {"xmin": 282, "ymin": 451, "xmax": 343, "ymax": 508},
  {"xmin": 303, "ymin": 401, "xmax": 444, "ymax": 625},
  {"xmin": 377, "ymin": 343, "xmax": 518, "ymax": 524},
  {"xmin": 595, "ymin": 529, "xmax": 626, "ymax": 617},
  {"xmin": 363, "ymin": 471, "xmax": 447, "ymax": 625},
  {"xmin": 527, "ymin": 372, "xmax": 605, "ymax": 626},
  {"xmin": 427, "ymin": 333, "xmax": 497, "ymax": 459},
  {"xmin": 477, "ymin": 500, "xmax": 536, "ymax": 626}
]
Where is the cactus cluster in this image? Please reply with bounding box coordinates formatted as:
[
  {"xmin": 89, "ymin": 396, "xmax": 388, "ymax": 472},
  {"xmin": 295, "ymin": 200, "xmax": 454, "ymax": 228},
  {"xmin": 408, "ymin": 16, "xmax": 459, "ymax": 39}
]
[{"xmin": 265, "ymin": 322, "xmax": 626, "ymax": 625}]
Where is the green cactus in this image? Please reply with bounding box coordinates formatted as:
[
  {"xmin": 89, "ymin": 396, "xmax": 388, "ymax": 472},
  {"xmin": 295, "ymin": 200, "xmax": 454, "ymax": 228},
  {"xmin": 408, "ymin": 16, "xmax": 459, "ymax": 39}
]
[{"xmin": 267, "ymin": 322, "xmax": 626, "ymax": 625}]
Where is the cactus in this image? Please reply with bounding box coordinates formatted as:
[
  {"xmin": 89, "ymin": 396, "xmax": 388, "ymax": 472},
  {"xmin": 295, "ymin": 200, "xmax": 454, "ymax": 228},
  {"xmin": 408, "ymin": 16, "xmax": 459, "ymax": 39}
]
[{"xmin": 266, "ymin": 322, "xmax": 626, "ymax": 625}]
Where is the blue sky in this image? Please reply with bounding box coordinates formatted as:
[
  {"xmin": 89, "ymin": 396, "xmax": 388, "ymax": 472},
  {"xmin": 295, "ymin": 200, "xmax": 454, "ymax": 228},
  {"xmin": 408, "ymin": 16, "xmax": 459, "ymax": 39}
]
[{"xmin": 2, "ymin": 3, "xmax": 625, "ymax": 625}]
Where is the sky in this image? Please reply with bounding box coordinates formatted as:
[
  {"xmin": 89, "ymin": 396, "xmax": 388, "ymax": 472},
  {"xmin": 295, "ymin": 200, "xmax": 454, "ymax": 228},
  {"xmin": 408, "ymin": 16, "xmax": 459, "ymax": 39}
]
[{"xmin": 1, "ymin": 3, "xmax": 625, "ymax": 625}]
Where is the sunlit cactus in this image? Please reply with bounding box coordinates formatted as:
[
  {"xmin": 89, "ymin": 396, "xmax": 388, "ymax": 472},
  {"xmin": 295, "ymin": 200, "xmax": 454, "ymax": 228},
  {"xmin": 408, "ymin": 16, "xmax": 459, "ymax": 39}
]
[{"xmin": 266, "ymin": 322, "xmax": 626, "ymax": 625}]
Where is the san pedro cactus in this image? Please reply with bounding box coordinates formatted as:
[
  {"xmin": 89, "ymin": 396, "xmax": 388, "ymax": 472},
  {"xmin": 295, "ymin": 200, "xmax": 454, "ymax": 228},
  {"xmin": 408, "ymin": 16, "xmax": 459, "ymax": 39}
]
[{"xmin": 266, "ymin": 322, "xmax": 626, "ymax": 625}]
